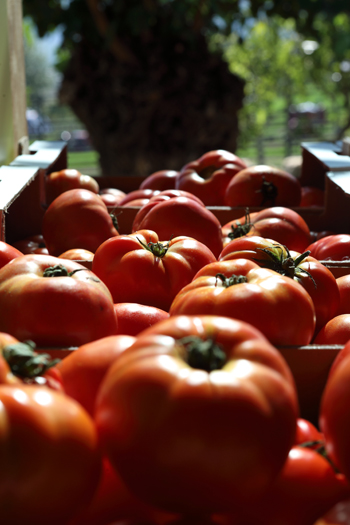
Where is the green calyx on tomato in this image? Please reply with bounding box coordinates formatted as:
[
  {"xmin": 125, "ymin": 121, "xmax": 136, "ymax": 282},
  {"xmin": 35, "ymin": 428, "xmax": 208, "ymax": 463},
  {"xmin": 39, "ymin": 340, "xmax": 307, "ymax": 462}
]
[
  {"xmin": 254, "ymin": 244, "xmax": 317, "ymax": 287},
  {"xmin": 258, "ymin": 176, "xmax": 278, "ymax": 206},
  {"xmin": 43, "ymin": 265, "xmax": 84, "ymax": 278},
  {"xmin": 228, "ymin": 208, "xmax": 252, "ymax": 240},
  {"xmin": 137, "ymin": 236, "xmax": 171, "ymax": 258},
  {"xmin": 215, "ymin": 273, "xmax": 247, "ymax": 287},
  {"xmin": 110, "ymin": 211, "xmax": 120, "ymax": 232},
  {"xmin": 2, "ymin": 340, "xmax": 60, "ymax": 379},
  {"xmin": 299, "ymin": 440, "xmax": 340, "ymax": 473},
  {"xmin": 177, "ymin": 336, "xmax": 227, "ymax": 372}
]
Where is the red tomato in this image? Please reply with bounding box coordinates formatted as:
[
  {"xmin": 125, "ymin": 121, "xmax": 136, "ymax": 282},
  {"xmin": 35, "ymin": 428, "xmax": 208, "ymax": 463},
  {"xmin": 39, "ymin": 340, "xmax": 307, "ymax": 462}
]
[
  {"xmin": 0, "ymin": 241, "xmax": 23, "ymax": 268},
  {"xmin": 95, "ymin": 315, "xmax": 298, "ymax": 514},
  {"xmin": 114, "ymin": 303, "xmax": 169, "ymax": 336},
  {"xmin": 0, "ymin": 384, "xmax": 102, "ymax": 525},
  {"xmin": 45, "ymin": 168, "xmax": 100, "ymax": 205},
  {"xmin": 320, "ymin": 341, "xmax": 350, "ymax": 484},
  {"xmin": 295, "ymin": 418, "xmax": 324, "ymax": 445},
  {"xmin": 169, "ymin": 259, "xmax": 316, "ymax": 346},
  {"xmin": 176, "ymin": 149, "xmax": 245, "ymax": 205},
  {"xmin": 92, "ymin": 230, "xmax": 216, "ymax": 311},
  {"xmin": 0, "ymin": 254, "xmax": 118, "ymax": 347},
  {"xmin": 337, "ymin": 274, "xmax": 350, "ymax": 314},
  {"xmin": 58, "ymin": 248, "xmax": 94, "ymax": 261},
  {"xmin": 307, "ymin": 234, "xmax": 350, "ymax": 261},
  {"xmin": 313, "ymin": 314, "xmax": 350, "ymax": 345},
  {"xmin": 131, "ymin": 197, "xmax": 224, "ymax": 258},
  {"xmin": 99, "ymin": 189, "xmax": 127, "ymax": 208},
  {"xmin": 221, "ymin": 206, "xmax": 311, "ymax": 253},
  {"xmin": 57, "ymin": 334, "xmax": 136, "ymax": 415},
  {"xmin": 224, "ymin": 165, "xmax": 301, "ymax": 207},
  {"xmin": 42, "ymin": 189, "xmax": 119, "ymax": 256},
  {"xmin": 12, "ymin": 234, "xmax": 48, "ymax": 255},
  {"xmin": 139, "ymin": 170, "xmax": 179, "ymax": 191},
  {"xmin": 219, "ymin": 236, "xmax": 339, "ymax": 335},
  {"xmin": 117, "ymin": 189, "xmax": 160, "ymax": 206},
  {"xmin": 229, "ymin": 445, "xmax": 350, "ymax": 525},
  {"xmin": 300, "ymin": 186, "xmax": 325, "ymax": 207}
]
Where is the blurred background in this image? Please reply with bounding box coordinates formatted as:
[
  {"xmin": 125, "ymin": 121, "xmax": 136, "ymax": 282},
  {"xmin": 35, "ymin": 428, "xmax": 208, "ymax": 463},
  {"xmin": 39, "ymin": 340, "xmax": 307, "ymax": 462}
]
[{"xmin": 22, "ymin": 0, "xmax": 350, "ymax": 177}]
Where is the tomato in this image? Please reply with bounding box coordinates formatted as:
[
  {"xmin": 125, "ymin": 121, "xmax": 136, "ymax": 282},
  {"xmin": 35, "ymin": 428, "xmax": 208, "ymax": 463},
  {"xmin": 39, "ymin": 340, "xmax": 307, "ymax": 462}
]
[
  {"xmin": 307, "ymin": 234, "xmax": 350, "ymax": 261},
  {"xmin": 95, "ymin": 315, "xmax": 298, "ymax": 514},
  {"xmin": 221, "ymin": 206, "xmax": 311, "ymax": 253},
  {"xmin": 117, "ymin": 189, "xmax": 160, "ymax": 206},
  {"xmin": 224, "ymin": 165, "xmax": 301, "ymax": 207},
  {"xmin": 169, "ymin": 259, "xmax": 316, "ymax": 346},
  {"xmin": 99, "ymin": 190, "xmax": 127, "ymax": 208},
  {"xmin": 57, "ymin": 334, "xmax": 136, "ymax": 415},
  {"xmin": 300, "ymin": 186, "xmax": 325, "ymax": 207},
  {"xmin": 45, "ymin": 168, "xmax": 100, "ymax": 205},
  {"xmin": 131, "ymin": 197, "xmax": 224, "ymax": 258},
  {"xmin": 12, "ymin": 234, "xmax": 48, "ymax": 255},
  {"xmin": 219, "ymin": 236, "xmax": 339, "ymax": 335},
  {"xmin": 114, "ymin": 303, "xmax": 169, "ymax": 336},
  {"xmin": 175, "ymin": 149, "xmax": 245, "ymax": 205},
  {"xmin": 337, "ymin": 274, "xmax": 350, "ymax": 314},
  {"xmin": 139, "ymin": 170, "xmax": 179, "ymax": 191},
  {"xmin": 320, "ymin": 341, "xmax": 350, "ymax": 484},
  {"xmin": 0, "ymin": 241, "xmax": 23, "ymax": 269},
  {"xmin": 59, "ymin": 248, "xmax": 94, "ymax": 262},
  {"xmin": 0, "ymin": 384, "xmax": 101, "ymax": 525},
  {"xmin": 295, "ymin": 418, "xmax": 324, "ymax": 445},
  {"xmin": 92, "ymin": 230, "xmax": 216, "ymax": 311},
  {"xmin": 0, "ymin": 254, "xmax": 118, "ymax": 347},
  {"xmin": 42, "ymin": 189, "xmax": 119, "ymax": 256},
  {"xmin": 314, "ymin": 314, "xmax": 350, "ymax": 344},
  {"xmin": 229, "ymin": 445, "xmax": 350, "ymax": 525}
]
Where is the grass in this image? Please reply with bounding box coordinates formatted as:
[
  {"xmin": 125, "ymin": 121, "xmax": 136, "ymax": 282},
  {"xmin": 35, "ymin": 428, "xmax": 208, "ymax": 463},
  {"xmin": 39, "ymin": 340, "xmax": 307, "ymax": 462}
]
[{"xmin": 67, "ymin": 150, "xmax": 100, "ymax": 176}]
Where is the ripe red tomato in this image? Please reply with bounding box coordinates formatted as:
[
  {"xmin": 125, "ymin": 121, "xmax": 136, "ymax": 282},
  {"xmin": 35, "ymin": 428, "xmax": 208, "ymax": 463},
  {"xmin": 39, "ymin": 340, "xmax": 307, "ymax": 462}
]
[
  {"xmin": 0, "ymin": 384, "xmax": 102, "ymax": 525},
  {"xmin": 219, "ymin": 236, "xmax": 339, "ymax": 335},
  {"xmin": 0, "ymin": 254, "xmax": 118, "ymax": 346},
  {"xmin": 176, "ymin": 149, "xmax": 245, "ymax": 205},
  {"xmin": 57, "ymin": 334, "xmax": 136, "ymax": 415},
  {"xmin": 221, "ymin": 206, "xmax": 311, "ymax": 253},
  {"xmin": 307, "ymin": 234, "xmax": 350, "ymax": 261},
  {"xmin": 139, "ymin": 170, "xmax": 179, "ymax": 191},
  {"xmin": 131, "ymin": 196, "xmax": 224, "ymax": 258},
  {"xmin": 300, "ymin": 186, "xmax": 325, "ymax": 207},
  {"xmin": 12, "ymin": 234, "xmax": 48, "ymax": 255},
  {"xmin": 224, "ymin": 165, "xmax": 301, "ymax": 207},
  {"xmin": 320, "ymin": 340, "xmax": 350, "ymax": 484},
  {"xmin": 114, "ymin": 303, "xmax": 169, "ymax": 336},
  {"xmin": 95, "ymin": 315, "xmax": 298, "ymax": 514},
  {"xmin": 169, "ymin": 259, "xmax": 316, "ymax": 346},
  {"xmin": 45, "ymin": 168, "xmax": 100, "ymax": 205},
  {"xmin": 117, "ymin": 189, "xmax": 160, "ymax": 206},
  {"xmin": 99, "ymin": 188, "xmax": 127, "ymax": 207},
  {"xmin": 0, "ymin": 241, "xmax": 23, "ymax": 269},
  {"xmin": 42, "ymin": 188, "xmax": 119, "ymax": 256},
  {"xmin": 336, "ymin": 274, "xmax": 350, "ymax": 314},
  {"xmin": 92, "ymin": 230, "xmax": 216, "ymax": 311},
  {"xmin": 58, "ymin": 248, "xmax": 94, "ymax": 262},
  {"xmin": 314, "ymin": 314, "xmax": 350, "ymax": 344}
]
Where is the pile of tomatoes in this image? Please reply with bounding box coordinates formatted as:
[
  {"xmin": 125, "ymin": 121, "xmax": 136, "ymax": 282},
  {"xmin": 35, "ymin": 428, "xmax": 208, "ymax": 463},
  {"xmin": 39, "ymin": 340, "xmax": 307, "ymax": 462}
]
[{"xmin": 0, "ymin": 149, "xmax": 350, "ymax": 525}]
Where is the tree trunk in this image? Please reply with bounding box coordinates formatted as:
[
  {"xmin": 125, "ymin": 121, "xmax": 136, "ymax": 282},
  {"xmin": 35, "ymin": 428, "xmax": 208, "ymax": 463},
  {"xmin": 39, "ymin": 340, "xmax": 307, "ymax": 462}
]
[{"xmin": 59, "ymin": 34, "xmax": 245, "ymax": 177}]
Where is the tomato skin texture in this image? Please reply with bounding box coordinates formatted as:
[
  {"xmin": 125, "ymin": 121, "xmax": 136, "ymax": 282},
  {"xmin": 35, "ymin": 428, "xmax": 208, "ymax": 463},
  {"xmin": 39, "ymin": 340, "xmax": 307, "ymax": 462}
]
[
  {"xmin": 58, "ymin": 248, "xmax": 94, "ymax": 261},
  {"xmin": 95, "ymin": 315, "xmax": 298, "ymax": 514},
  {"xmin": 114, "ymin": 303, "xmax": 169, "ymax": 336},
  {"xmin": 12, "ymin": 234, "xmax": 48, "ymax": 255},
  {"xmin": 92, "ymin": 230, "xmax": 217, "ymax": 311},
  {"xmin": 0, "ymin": 241, "xmax": 23, "ymax": 269},
  {"xmin": 314, "ymin": 314, "xmax": 350, "ymax": 344},
  {"xmin": 320, "ymin": 343, "xmax": 350, "ymax": 484},
  {"xmin": 169, "ymin": 260, "xmax": 316, "ymax": 346},
  {"xmin": 0, "ymin": 384, "xmax": 102, "ymax": 525},
  {"xmin": 295, "ymin": 418, "xmax": 324, "ymax": 445},
  {"xmin": 222, "ymin": 206, "xmax": 311, "ymax": 253},
  {"xmin": 58, "ymin": 334, "xmax": 136, "ymax": 415},
  {"xmin": 118, "ymin": 189, "xmax": 160, "ymax": 206},
  {"xmin": 337, "ymin": 274, "xmax": 350, "ymax": 315},
  {"xmin": 300, "ymin": 186, "xmax": 325, "ymax": 207},
  {"xmin": 42, "ymin": 188, "xmax": 119, "ymax": 256},
  {"xmin": 45, "ymin": 168, "xmax": 100, "ymax": 204},
  {"xmin": 0, "ymin": 254, "xmax": 118, "ymax": 347},
  {"xmin": 175, "ymin": 149, "xmax": 245, "ymax": 206},
  {"xmin": 307, "ymin": 234, "xmax": 350, "ymax": 261},
  {"xmin": 224, "ymin": 165, "xmax": 301, "ymax": 207},
  {"xmin": 139, "ymin": 170, "xmax": 179, "ymax": 191},
  {"xmin": 131, "ymin": 197, "xmax": 224, "ymax": 258}
]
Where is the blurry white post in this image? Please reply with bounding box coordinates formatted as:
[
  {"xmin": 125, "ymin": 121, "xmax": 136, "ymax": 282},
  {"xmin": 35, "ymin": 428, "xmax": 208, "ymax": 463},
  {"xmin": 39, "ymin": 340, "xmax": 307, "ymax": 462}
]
[{"xmin": 0, "ymin": 0, "xmax": 28, "ymax": 166}]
